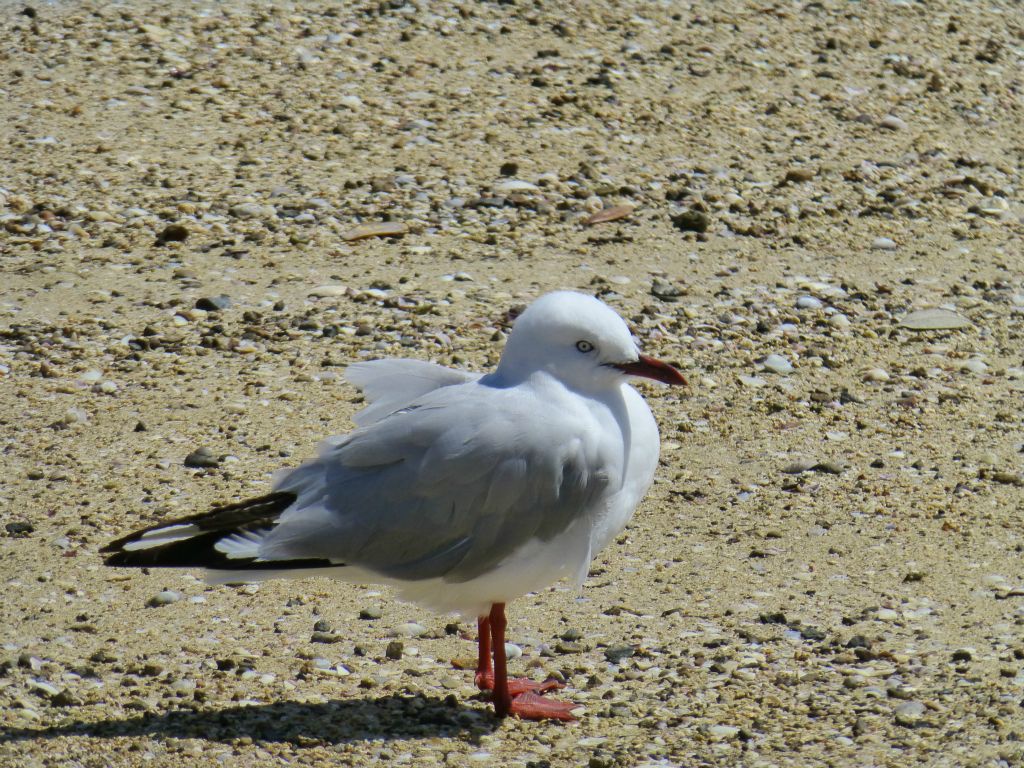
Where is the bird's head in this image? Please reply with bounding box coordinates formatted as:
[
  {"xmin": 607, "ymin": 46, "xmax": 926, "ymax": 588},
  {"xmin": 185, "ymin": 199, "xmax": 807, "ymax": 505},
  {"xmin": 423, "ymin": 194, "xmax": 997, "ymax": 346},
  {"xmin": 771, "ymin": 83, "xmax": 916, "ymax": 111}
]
[{"xmin": 495, "ymin": 291, "xmax": 687, "ymax": 391}]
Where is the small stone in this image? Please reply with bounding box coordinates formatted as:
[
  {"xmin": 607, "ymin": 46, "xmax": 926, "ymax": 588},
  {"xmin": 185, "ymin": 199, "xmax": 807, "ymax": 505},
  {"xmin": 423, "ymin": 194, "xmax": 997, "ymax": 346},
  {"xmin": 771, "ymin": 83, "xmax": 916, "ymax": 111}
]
[
  {"xmin": 499, "ymin": 161, "xmax": 519, "ymax": 177},
  {"xmin": 862, "ymin": 368, "xmax": 890, "ymax": 383},
  {"xmin": 651, "ymin": 277, "xmax": 684, "ymax": 302},
  {"xmin": 784, "ymin": 168, "xmax": 816, "ymax": 183},
  {"xmin": 555, "ymin": 641, "xmax": 586, "ymax": 654},
  {"xmin": 30, "ymin": 681, "xmax": 63, "ymax": 698},
  {"xmin": 812, "ymin": 460, "xmax": 845, "ymax": 475},
  {"xmin": 393, "ymin": 622, "xmax": 427, "ymax": 638},
  {"xmin": 504, "ymin": 643, "xmax": 522, "ymax": 660},
  {"xmin": 796, "ymin": 295, "xmax": 823, "ymax": 310},
  {"xmin": 169, "ymin": 678, "xmax": 197, "ymax": 695},
  {"xmin": 989, "ymin": 471, "xmax": 1023, "ymax": 486},
  {"xmin": 155, "ymin": 223, "xmax": 189, "ymax": 245},
  {"xmin": 879, "ymin": 115, "xmax": 908, "ymax": 131},
  {"xmin": 385, "ymin": 641, "xmax": 404, "ymax": 660},
  {"xmin": 799, "ymin": 625, "xmax": 827, "ymax": 641},
  {"xmin": 308, "ymin": 285, "xmax": 349, "ymax": 298},
  {"xmin": 671, "ymin": 209, "xmax": 710, "ymax": 233},
  {"xmin": 900, "ymin": 309, "xmax": 971, "ymax": 331},
  {"xmin": 195, "ymin": 295, "xmax": 232, "ymax": 312},
  {"xmin": 342, "ymin": 222, "xmax": 408, "ymax": 241},
  {"xmin": 5, "ymin": 521, "xmax": 34, "ymax": 536},
  {"xmin": 50, "ymin": 690, "xmax": 83, "ymax": 707},
  {"xmin": 230, "ymin": 202, "xmax": 272, "ymax": 219},
  {"xmin": 493, "ymin": 179, "xmax": 538, "ymax": 194},
  {"xmin": 960, "ymin": 359, "xmax": 987, "ymax": 375},
  {"xmin": 782, "ymin": 459, "xmax": 816, "ymax": 474},
  {"xmin": 871, "ymin": 237, "xmax": 897, "ymax": 250},
  {"xmin": 604, "ymin": 645, "xmax": 634, "ymax": 664},
  {"xmin": 893, "ymin": 700, "xmax": 926, "ymax": 727},
  {"xmin": 762, "ymin": 354, "xmax": 793, "ymax": 375},
  {"xmin": 951, "ymin": 648, "xmax": 973, "ymax": 662},
  {"xmin": 359, "ymin": 607, "xmax": 383, "ymax": 620},
  {"xmin": 310, "ymin": 631, "xmax": 342, "ymax": 644},
  {"xmin": 313, "ymin": 619, "xmax": 332, "ymax": 633},
  {"xmin": 147, "ymin": 590, "xmax": 182, "ymax": 607},
  {"xmin": 184, "ymin": 447, "xmax": 220, "ymax": 468}
]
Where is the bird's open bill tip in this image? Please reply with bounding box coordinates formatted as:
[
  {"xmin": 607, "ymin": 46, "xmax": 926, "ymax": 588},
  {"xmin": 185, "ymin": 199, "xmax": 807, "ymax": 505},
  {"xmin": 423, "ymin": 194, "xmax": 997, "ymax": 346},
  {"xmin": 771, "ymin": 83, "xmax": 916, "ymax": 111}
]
[{"xmin": 614, "ymin": 355, "xmax": 687, "ymax": 386}]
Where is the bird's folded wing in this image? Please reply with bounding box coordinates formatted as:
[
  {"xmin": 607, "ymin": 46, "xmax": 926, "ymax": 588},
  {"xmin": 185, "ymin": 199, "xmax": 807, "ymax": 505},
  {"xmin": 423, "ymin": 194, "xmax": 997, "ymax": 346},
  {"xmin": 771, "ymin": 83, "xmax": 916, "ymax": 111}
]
[
  {"xmin": 345, "ymin": 358, "xmax": 481, "ymax": 426},
  {"xmin": 265, "ymin": 386, "xmax": 610, "ymax": 583}
]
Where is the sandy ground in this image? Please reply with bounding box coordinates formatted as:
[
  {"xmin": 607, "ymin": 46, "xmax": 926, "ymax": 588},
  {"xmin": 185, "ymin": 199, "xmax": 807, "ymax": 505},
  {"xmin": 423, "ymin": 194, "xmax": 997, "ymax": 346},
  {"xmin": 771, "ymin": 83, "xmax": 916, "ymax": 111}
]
[{"xmin": 2, "ymin": 1, "xmax": 1024, "ymax": 766}]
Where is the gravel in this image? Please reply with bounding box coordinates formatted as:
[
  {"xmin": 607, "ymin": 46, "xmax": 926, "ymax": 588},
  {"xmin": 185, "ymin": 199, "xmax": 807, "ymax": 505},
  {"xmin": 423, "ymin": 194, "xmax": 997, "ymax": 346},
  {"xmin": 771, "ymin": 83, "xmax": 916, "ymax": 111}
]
[{"xmin": 1, "ymin": 1, "xmax": 1022, "ymax": 766}]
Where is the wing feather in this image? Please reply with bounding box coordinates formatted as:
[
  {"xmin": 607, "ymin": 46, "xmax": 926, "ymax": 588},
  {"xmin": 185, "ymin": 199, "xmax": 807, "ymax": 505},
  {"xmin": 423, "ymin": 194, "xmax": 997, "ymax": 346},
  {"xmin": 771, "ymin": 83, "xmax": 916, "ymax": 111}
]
[
  {"xmin": 262, "ymin": 383, "xmax": 612, "ymax": 583},
  {"xmin": 346, "ymin": 359, "xmax": 480, "ymax": 426}
]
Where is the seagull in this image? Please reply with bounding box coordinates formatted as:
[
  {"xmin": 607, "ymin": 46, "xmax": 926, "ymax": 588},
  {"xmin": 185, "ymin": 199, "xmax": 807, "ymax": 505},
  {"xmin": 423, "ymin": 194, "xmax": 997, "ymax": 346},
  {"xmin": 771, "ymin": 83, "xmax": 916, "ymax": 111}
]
[{"xmin": 103, "ymin": 290, "xmax": 686, "ymax": 721}]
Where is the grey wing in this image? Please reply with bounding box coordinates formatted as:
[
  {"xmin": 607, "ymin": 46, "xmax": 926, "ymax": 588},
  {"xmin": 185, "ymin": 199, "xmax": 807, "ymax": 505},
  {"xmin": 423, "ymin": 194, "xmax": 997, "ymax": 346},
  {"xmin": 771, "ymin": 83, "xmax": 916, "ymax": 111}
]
[
  {"xmin": 263, "ymin": 389, "xmax": 609, "ymax": 583},
  {"xmin": 346, "ymin": 358, "xmax": 481, "ymax": 426}
]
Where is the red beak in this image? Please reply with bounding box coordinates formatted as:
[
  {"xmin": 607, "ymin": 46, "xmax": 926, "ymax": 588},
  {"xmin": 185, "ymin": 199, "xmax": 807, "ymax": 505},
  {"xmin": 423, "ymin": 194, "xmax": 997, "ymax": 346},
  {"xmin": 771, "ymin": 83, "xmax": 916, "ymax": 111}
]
[{"xmin": 613, "ymin": 355, "xmax": 687, "ymax": 386}]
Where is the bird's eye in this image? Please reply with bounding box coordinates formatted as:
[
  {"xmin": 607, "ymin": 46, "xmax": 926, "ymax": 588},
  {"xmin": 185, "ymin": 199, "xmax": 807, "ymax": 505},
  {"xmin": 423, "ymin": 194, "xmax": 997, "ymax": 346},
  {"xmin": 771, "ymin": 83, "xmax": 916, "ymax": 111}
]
[{"xmin": 575, "ymin": 340, "xmax": 594, "ymax": 353}]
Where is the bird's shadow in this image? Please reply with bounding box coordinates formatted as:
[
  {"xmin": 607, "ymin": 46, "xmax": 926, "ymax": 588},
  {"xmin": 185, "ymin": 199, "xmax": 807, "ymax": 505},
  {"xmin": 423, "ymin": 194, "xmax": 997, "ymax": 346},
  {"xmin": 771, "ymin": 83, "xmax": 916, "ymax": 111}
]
[{"xmin": 0, "ymin": 693, "xmax": 498, "ymax": 747}]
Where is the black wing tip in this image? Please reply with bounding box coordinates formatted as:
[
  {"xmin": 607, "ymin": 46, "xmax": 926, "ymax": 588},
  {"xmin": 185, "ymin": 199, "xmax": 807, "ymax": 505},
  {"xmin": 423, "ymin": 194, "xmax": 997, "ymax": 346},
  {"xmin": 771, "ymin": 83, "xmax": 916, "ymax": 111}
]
[{"xmin": 101, "ymin": 490, "xmax": 299, "ymax": 561}]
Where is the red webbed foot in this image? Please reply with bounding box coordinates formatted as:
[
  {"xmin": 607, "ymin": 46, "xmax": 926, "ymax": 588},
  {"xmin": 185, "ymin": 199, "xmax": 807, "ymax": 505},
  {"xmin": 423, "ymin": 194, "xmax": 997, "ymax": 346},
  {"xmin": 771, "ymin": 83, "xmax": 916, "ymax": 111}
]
[
  {"xmin": 503, "ymin": 691, "xmax": 578, "ymax": 722},
  {"xmin": 476, "ymin": 672, "xmax": 564, "ymax": 696}
]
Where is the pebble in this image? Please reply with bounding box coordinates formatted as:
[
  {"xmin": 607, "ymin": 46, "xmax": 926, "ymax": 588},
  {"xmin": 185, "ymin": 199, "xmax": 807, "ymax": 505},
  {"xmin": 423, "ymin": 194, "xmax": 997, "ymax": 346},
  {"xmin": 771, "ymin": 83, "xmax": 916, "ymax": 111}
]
[
  {"xmin": 184, "ymin": 447, "xmax": 221, "ymax": 468},
  {"xmin": 359, "ymin": 607, "xmax": 383, "ymax": 620},
  {"xmin": 900, "ymin": 308, "xmax": 971, "ymax": 331},
  {"xmin": 156, "ymin": 223, "xmax": 189, "ymax": 245},
  {"xmin": 308, "ymin": 285, "xmax": 349, "ymax": 298},
  {"xmin": 651, "ymin": 278, "xmax": 684, "ymax": 302},
  {"xmin": 385, "ymin": 641, "xmax": 404, "ymax": 660},
  {"xmin": 671, "ymin": 209, "xmax": 710, "ymax": 233},
  {"xmin": 393, "ymin": 622, "xmax": 427, "ymax": 638},
  {"xmin": 230, "ymin": 202, "xmax": 273, "ymax": 219},
  {"xmin": 761, "ymin": 354, "xmax": 793, "ymax": 375},
  {"xmin": 862, "ymin": 368, "xmax": 890, "ymax": 382},
  {"xmin": 879, "ymin": 115, "xmax": 908, "ymax": 131},
  {"xmin": 30, "ymin": 680, "xmax": 63, "ymax": 698},
  {"xmin": 893, "ymin": 700, "xmax": 926, "ymax": 727},
  {"xmin": 195, "ymin": 295, "xmax": 232, "ymax": 312},
  {"xmin": 493, "ymin": 179, "xmax": 538, "ymax": 194},
  {"xmin": 784, "ymin": 167, "xmax": 816, "ymax": 183},
  {"xmin": 796, "ymin": 295, "xmax": 823, "ymax": 310},
  {"xmin": 812, "ymin": 460, "xmax": 845, "ymax": 475},
  {"xmin": 604, "ymin": 645, "xmax": 635, "ymax": 664},
  {"xmin": 342, "ymin": 222, "xmax": 408, "ymax": 241},
  {"xmin": 960, "ymin": 359, "xmax": 987, "ymax": 375},
  {"xmin": 169, "ymin": 678, "xmax": 197, "ymax": 695},
  {"xmin": 871, "ymin": 236, "xmax": 897, "ymax": 250},
  {"xmin": 147, "ymin": 590, "xmax": 183, "ymax": 607},
  {"xmin": 829, "ymin": 313, "xmax": 851, "ymax": 329}
]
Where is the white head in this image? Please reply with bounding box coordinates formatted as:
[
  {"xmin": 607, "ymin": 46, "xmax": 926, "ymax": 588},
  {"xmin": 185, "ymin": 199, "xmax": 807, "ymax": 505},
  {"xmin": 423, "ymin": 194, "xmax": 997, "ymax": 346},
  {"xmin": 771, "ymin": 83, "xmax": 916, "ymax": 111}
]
[{"xmin": 494, "ymin": 291, "xmax": 686, "ymax": 391}]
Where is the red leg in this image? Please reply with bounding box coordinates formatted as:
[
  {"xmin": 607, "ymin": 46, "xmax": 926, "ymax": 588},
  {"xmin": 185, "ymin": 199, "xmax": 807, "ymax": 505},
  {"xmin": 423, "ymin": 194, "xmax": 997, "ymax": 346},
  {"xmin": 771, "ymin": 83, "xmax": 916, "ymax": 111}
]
[
  {"xmin": 474, "ymin": 616, "xmax": 492, "ymax": 691},
  {"xmin": 474, "ymin": 610, "xmax": 563, "ymax": 696},
  {"xmin": 488, "ymin": 603, "xmax": 577, "ymax": 722}
]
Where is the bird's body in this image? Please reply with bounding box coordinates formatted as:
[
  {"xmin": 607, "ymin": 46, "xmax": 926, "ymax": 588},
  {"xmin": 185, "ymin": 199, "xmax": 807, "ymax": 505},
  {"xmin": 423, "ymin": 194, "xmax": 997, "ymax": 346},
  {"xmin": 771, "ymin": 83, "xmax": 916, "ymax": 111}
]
[{"xmin": 104, "ymin": 291, "xmax": 685, "ymax": 719}]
